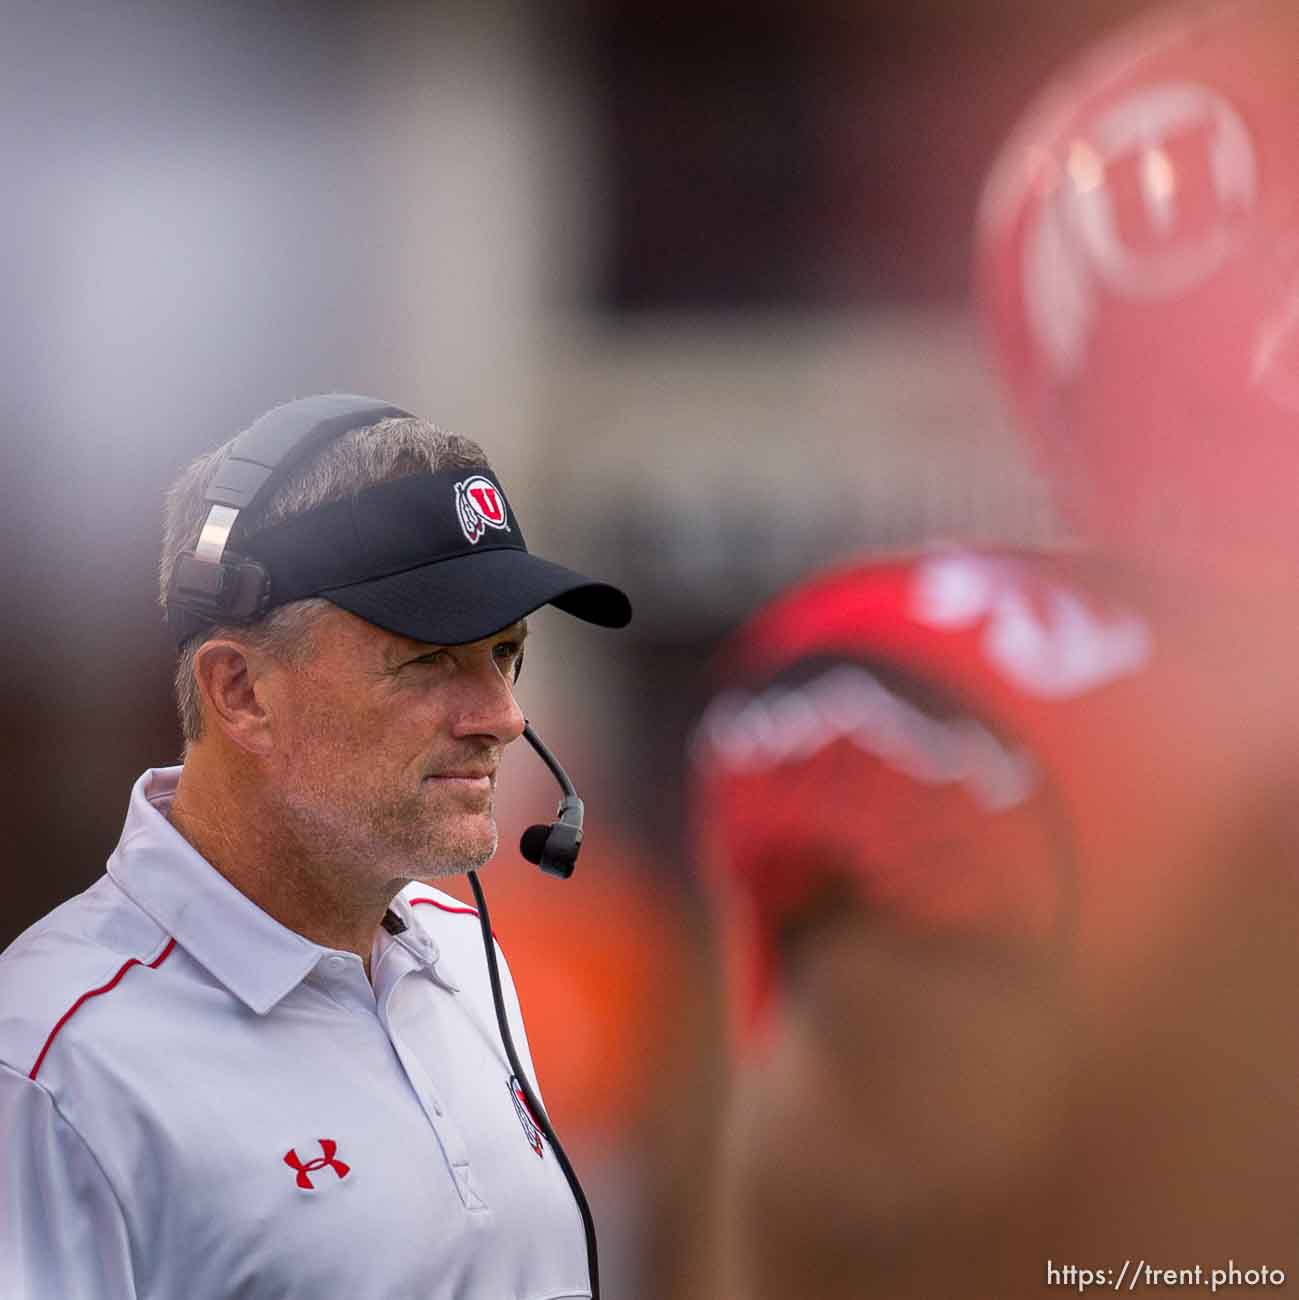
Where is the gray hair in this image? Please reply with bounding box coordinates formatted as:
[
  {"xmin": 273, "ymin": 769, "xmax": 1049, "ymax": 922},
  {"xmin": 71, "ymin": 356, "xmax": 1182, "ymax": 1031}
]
[{"xmin": 160, "ymin": 414, "xmax": 492, "ymax": 747}]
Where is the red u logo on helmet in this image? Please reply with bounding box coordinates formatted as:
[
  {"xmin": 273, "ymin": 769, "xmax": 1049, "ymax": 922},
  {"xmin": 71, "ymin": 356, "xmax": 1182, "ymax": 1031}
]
[{"xmin": 1026, "ymin": 82, "xmax": 1256, "ymax": 380}]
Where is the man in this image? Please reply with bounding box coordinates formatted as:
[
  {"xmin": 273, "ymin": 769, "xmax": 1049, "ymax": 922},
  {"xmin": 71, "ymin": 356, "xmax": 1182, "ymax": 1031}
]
[
  {"xmin": 0, "ymin": 395, "xmax": 630, "ymax": 1299},
  {"xmin": 692, "ymin": 544, "xmax": 1299, "ymax": 1298}
]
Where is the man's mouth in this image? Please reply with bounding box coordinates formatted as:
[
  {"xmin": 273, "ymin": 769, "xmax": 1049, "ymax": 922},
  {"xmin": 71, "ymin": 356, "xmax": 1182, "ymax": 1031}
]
[{"xmin": 424, "ymin": 768, "xmax": 495, "ymax": 789}]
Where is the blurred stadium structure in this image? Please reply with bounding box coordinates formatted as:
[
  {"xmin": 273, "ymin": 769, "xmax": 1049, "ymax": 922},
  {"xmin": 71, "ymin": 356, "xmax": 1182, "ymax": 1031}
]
[{"xmin": 1, "ymin": 2, "xmax": 1181, "ymax": 1296}]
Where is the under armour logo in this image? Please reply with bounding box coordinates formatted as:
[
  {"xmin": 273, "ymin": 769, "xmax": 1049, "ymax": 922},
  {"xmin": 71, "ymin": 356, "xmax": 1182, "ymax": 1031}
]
[{"xmin": 283, "ymin": 1139, "xmax": 351, "ymax": 1190}]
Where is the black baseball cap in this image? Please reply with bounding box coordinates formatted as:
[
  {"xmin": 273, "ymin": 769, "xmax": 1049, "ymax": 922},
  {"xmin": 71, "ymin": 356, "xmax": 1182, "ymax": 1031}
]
[
  {"xmin": 249, "ymin": 467, "xmax": 630, "ymax": 644},
  {"xmin": 168, "ymin": 427, "xmax": 631, "ymax": 647}
]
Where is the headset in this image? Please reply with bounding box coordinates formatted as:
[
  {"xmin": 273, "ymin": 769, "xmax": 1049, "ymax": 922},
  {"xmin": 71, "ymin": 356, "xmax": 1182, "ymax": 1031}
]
[{"xmin": 167, "ymin": 395, "xmax": 600, "ymax": 1298}]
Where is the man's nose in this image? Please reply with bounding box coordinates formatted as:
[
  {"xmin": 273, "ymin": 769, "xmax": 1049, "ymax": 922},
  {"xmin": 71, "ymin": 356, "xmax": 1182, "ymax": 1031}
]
[{"xmin": 451, "ymin": 657, "xmax": 526, "ymax": 745}]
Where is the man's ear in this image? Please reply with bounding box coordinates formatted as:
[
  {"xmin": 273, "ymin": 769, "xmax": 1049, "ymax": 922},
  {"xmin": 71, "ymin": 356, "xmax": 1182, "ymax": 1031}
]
[{"xmin": 192, "ymin": 638, "xmax": 276, "ymax": 756}]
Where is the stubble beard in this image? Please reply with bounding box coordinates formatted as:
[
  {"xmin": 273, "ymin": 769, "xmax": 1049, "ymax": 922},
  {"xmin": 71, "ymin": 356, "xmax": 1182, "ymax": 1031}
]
[
  {"xmin": 361, "ymin": 781, "xmax": 502, "ymax": 883},
  {"xmin": 412, "ymin": 821, "xmax": 499, "ymax": 883},
  {"xmin": 275, "ymin": 775, "xmax": 500, "ymax": 890}
]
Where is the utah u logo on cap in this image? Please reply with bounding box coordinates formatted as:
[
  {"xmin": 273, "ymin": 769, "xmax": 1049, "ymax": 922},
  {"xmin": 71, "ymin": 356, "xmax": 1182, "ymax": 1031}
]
[{"xmin": 455, "ymin": 475, "xmax": 510, "ymax": 545}]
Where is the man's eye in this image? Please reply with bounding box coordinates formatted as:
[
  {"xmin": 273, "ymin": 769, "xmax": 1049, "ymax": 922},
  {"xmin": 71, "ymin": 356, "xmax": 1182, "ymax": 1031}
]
[
  {"xmin": 495, "ymin": 643, "xmax": 524, "ymax": 682},
  {"xmin": 412, "ymin": 650, "xmax": 453, "ymax": 669}
]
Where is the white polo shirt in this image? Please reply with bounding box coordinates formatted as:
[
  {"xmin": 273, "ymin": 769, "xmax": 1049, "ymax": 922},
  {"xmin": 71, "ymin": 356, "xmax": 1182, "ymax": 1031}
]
[{"xmin": 0, "ymin": 767, "xmax": 591, "ymax": 1300}]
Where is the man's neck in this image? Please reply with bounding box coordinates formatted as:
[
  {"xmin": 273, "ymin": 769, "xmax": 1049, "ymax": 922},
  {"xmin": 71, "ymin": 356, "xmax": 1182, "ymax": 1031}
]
[{"xmin": 167, "ymin": 748, "xmax": 399, "ymax": 978}]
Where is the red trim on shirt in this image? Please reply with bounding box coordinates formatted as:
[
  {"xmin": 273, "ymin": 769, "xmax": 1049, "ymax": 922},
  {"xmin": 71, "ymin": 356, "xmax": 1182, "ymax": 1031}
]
[
  {"xmin": 29, "ymin": 939, "xmax": 177, "ymax": 1081},
  {"xmin": 409, "ymin": 897, "xmax": 496, "ymax": 942},
  {"xmin": 410, "ymin": 898, "xmax": 479, "ymax": 918}
]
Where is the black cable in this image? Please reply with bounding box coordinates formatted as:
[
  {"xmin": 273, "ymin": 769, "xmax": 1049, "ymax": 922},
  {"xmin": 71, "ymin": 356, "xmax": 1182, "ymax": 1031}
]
[
  {"xmin": 465, "ymin": 869, "xmax": 600, "ymax": 1300},
  {"xmin": 523, "ymin": 722, "xmax": 577, "ymax": 797}
]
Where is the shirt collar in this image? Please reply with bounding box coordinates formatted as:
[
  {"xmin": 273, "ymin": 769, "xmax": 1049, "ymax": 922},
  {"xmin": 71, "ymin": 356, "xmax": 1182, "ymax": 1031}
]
[
  {"xmin": 373, "ymin": 892, "xmax": 462, "ymax": 994},
  {"xmin": 107, "ymin": 767, "xmax": 332, "ymax": 1015}
]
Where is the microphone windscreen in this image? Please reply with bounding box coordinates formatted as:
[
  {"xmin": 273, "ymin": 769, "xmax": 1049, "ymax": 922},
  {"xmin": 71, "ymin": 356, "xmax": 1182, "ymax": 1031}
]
[{"xmin": 519, "ymin": 823, "xmax": 550, "ymax": 865}]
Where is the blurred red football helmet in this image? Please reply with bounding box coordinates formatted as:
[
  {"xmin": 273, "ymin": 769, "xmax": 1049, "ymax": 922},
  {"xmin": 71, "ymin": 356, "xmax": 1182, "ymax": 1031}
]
[
  {"xmin": 977, "ymin": 0, "xmax": 1299, "ymax": 583},
  {"xmin": 691, "ymin": 546, "xmax": 1268, "ymax": 1053}
]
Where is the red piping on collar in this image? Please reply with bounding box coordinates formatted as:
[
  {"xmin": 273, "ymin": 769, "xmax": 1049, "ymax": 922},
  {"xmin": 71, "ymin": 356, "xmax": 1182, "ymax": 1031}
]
[{"xmin": 409, "ymin": 897, "xmax": 497, "ymax": 943}]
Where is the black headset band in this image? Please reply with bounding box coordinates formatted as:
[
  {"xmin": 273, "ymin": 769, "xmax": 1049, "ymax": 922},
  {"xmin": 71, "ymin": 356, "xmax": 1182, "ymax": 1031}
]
[{"xmin": 205, "ymin": 396, "xmax": 412, "ymax": 515}]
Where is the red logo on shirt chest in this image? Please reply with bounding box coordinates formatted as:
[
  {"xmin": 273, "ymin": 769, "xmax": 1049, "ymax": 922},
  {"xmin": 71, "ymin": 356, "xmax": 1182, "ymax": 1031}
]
[{"xmin": 284, "ymin": 1139, "xmax": 351, "ymax": 1190}]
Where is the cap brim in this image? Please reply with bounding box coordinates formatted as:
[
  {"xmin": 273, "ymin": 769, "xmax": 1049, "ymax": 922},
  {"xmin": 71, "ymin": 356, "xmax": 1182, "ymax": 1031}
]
[{"xmin": 319, "ymin": 548, "xmax": 632, "ymax": 645}]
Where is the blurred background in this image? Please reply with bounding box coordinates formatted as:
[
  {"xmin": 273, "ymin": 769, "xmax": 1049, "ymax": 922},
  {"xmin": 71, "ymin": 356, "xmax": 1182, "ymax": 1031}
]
[{"xmin": 0, "ymin": 1, "xmax": 1164, "ymax": 1295}]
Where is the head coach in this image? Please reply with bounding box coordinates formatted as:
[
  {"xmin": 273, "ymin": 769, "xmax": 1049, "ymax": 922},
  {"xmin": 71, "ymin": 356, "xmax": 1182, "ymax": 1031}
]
[{"xmin": 0, "ymin": 395, "xmax": 631, "ymax": 1300}]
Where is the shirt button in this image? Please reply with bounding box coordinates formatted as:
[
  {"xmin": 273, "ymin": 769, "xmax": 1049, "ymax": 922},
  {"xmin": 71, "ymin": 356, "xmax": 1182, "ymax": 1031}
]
[{"xmin": 325, "ymin": 955, "xmax": 346, "ymax": 972}]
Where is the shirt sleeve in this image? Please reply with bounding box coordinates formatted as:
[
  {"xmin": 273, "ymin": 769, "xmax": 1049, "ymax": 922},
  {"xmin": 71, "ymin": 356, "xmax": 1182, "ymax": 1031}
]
[{"xmin": 0, "ymin": 1060, "xmax": 137, "ymax": 1299}]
